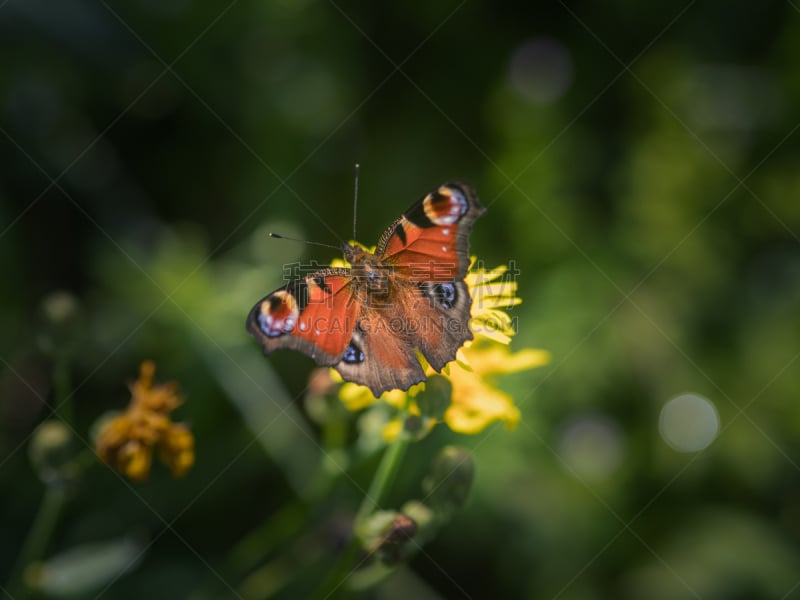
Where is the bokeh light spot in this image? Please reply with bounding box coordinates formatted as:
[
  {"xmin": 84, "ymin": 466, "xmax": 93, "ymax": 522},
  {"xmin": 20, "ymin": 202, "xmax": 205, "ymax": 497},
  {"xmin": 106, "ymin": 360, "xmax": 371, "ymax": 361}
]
[
  {"xmin": 558, "ymin": 413, "xmax": 624, "ymax": 480},
  {"xmin": 508, "ymin": 37, "xmax": 573, "ymax": 103},
  {"xmin": 659, "ymin": 393, "xmax": 720, "ymax": 452}
]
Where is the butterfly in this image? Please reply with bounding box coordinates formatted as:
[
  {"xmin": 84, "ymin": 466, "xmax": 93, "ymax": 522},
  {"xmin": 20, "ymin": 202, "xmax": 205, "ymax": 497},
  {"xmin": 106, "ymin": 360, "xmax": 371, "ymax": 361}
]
[{"xmin": 247, "ymin": 182, "xmax": 486, "ymax": 397}]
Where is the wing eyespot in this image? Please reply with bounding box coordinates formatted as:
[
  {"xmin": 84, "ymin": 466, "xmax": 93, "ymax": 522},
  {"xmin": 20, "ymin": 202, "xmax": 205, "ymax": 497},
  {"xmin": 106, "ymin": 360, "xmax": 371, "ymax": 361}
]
[
  {"xmin": 258, "ymin": 291, "xmax": 299, "ymax": 337},
  {"xmin": 434, "ymin": 282, "xmax": 457, "ymax": 309},
  {"xmin": 418, "ymin": 281, "xmax": 459, "ymax": 310},
  {"xmin": 342, "ymin": 340, "xmax": 365, "ymax": 364},
  {"xmin": 423, "ymin": 187, "xmax": 468, "ymax": 226}
]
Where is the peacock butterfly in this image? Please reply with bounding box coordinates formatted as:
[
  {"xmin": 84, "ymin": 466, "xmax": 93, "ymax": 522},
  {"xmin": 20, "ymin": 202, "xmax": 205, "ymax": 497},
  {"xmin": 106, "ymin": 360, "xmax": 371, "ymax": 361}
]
[{"xmin": 247, "ymin": 182, "xmax": 486, "ymax": 397}]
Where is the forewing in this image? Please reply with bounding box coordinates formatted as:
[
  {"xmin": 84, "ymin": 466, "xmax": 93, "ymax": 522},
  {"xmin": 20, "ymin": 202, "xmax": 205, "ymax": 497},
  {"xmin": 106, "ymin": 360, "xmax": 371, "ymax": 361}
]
[
  {"xmin": 376, "ymin": 182, "xmax": 485, "ymax": 281},
  {"xmin": 246, "ymin": 268, "xmax": 359, "ymax": 365}
]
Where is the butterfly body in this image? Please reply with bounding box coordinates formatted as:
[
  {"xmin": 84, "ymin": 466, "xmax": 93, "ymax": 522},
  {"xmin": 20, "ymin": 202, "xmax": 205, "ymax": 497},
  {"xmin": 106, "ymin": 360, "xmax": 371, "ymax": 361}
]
[{"xmin": 247, "ymin": 182, "xmax": 485, "ymax": 397}]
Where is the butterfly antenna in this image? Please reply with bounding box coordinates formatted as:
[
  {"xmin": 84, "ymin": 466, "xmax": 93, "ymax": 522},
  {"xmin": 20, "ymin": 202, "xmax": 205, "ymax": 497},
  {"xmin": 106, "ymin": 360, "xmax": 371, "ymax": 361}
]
[
  {"xmin": 268, "ymin": 232, "xmax": 340, "ymax": 251},
  {"xmin": 352, "ymin": 163, "xmax": 360, "ymax": 242}
]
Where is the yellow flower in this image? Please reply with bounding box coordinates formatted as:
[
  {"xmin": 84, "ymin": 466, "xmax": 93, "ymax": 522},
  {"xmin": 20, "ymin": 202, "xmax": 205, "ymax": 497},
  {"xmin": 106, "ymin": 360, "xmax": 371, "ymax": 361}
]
[
  {"xmin": 465, "ymin": 260, "xmax": 521, "ymax": 345},
  {"xmin": 96, "ymin": 361, "xmax": 195, "ymax": 481},
  {"xmin": 439, "ymin": 258, "xmax": 550, "ymax": 434},
  {"xmin": 333, "ymin": 257, "xmax": 549, "ymax": 437},
  {"xmin": 444, "ymin": 342, "xmax": 549, "ymax": 434}
]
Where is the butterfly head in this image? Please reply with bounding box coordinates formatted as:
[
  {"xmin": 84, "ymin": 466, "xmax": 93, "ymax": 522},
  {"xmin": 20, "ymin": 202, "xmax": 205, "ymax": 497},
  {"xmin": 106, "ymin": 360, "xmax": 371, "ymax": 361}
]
[
  {"xmin": 342, "ymin": 241, "xmax": 373, "ymax": 266},
  {"xmin": 342, "ymin": 242, "xmax": 389, "ymax": 291}
]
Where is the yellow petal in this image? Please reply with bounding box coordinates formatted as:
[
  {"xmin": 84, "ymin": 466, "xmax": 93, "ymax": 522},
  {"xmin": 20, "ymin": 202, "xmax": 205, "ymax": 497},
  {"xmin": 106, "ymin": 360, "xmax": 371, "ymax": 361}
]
[
  {"xmin": 473, "ymin": 281, "xmax": 517, "ymax": 295},
  {"xmin": 382, "ymin": 388, "xmax": 416, "ymax": 411},
  {"xmin": 337, "ymin": 375, "xmax": 424, "ymax": 413},
  {"xmin": 339, "ymin": 382, "xmax": 378, "ymax": 411},
  {"xmin": 444, "ymin": 362, "xmax": 522, "ymax": 434},
  {"xmin": 466, "ymin": 264, "xmax": 507, "ymax": 285},
  {"xmin": 159, "ymin": 424, "xmax": 195, "ymax": 478},
  {"xmin": 119, "ymin": 441, "xmax": 152, "ymax": 482},
  {"xmin": 381, "ymin": 418, "xmax": 403, "ymax": 442},
  {"xmin": 464, "ymin": 345, "xmax": 551, "ymax": 375},
  {"xmin": 471, "ymin": 324, "xmax": 513, "ymax": 345},
  {"xmin": 475, "ymin": 294, "xmax": 521, "ymax": 310}
]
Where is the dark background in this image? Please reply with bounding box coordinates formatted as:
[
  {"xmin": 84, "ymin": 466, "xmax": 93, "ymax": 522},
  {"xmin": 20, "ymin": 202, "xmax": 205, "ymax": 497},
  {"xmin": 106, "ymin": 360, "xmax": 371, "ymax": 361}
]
[{"xmin": 2, "ymin": 1, "xmax": 800, "ymax": 599}]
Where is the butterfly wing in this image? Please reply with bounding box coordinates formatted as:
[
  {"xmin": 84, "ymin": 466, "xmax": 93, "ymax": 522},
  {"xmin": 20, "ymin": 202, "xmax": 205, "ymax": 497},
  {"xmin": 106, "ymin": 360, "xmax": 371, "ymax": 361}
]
[
  {"xmin": 380, "ymin": 181, "xmax": 485, "ymax": 371},
  {"xmin": 412, "ymin": 279, "xmax": 473, "ymax": 371},
  {"xmin": 247, "ymin": 268, "xmax": 360, "ymax": 365},
  {"xmin": 375, "ymin": 181, "xmax": 485, "ymax": 281},
  {"xmin": 248, "ymin": 182, "xmax": 486, "ymax": 398},
  {"xmin": 331, "ymin": 278, "xmax": 475, "ymax": 396},
  {"xmin": 331, "ymin": 183, "xmax": 485, "ymax": 395},
  {"xmin": 332, "ymin": 303, "xmax": 427, "ymax": 397}
]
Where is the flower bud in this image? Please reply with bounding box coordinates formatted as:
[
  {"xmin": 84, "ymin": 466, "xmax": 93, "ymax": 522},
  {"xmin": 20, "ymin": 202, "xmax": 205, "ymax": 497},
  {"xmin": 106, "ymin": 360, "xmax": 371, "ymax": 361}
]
[
  {"xmin": 37, "ymin": 291, "xmax": 81, "ymax": 357},
  {"xmin": 422, "ymin": 446, "xmax": 474, "ymax": 511},
  {"xmin": 357, "ymin": 510, "xmax": 399, "ymax": 548},
  {"xmin": 29, "ymin": 420, "xmax": 74, "ymax": 484},
  {"xmin": 400, "ymin": 500, "xmax": 435, "ymax": 542},
  {"xmin": 377, "ymin": 513, "xmax": 417, "ymax": 565},
  {"xmin": 415, "ymin": 375, "xmax": 451, "ymax": 421},
  {"xmin": 358, "ymin": 511, "xmax": 419, "ymax": 565}
]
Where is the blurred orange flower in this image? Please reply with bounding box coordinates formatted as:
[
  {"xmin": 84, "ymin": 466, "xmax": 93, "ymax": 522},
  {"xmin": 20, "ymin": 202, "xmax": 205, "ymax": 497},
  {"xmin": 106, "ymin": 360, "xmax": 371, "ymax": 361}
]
[{"xmin": 96, "ymin": 361, "xmax": 194, "ymax": 481}]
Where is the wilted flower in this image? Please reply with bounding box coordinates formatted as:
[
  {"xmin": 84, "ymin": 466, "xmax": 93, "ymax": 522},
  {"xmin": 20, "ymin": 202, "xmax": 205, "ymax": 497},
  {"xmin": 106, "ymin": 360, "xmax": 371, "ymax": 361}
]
[{"xmin": 96, "ymin": 361, "xmax": 194, "ymax": 481}]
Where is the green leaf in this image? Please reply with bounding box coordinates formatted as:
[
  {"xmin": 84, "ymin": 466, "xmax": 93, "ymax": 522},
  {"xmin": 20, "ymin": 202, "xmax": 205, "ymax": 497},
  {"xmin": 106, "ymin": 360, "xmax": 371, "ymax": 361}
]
[{"xmin": 29, "ymin": 536, "xmax": 145, "ymax": 598}]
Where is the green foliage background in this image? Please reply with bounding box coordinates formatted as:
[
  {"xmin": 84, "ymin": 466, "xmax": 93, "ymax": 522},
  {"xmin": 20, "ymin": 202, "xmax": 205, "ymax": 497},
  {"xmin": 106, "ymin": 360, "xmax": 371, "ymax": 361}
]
[{"xmin": 2, "ymin": 1, "xmax": 800, "ymax": 599}]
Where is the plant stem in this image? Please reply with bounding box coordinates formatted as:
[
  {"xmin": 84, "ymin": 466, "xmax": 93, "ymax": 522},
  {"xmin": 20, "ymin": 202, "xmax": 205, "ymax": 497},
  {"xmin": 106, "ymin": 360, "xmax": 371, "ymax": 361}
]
[
  {"xmin": 355, "ymin": 432, "xmax": 411, "ymax": 526},
  {"xmin": 6, "ymin": 357, "xmax": 75, "ymax": 598},
  {"xmin": 53, "ymin": 356, "xmax": 74, "ymax": 426},
  {"xmin": 312, "ymin": 430, "xmax": 412, "ymax": 600},
  {"xmin": 7, "ymin": 484, "xmax": 67, "ymax": 599}
]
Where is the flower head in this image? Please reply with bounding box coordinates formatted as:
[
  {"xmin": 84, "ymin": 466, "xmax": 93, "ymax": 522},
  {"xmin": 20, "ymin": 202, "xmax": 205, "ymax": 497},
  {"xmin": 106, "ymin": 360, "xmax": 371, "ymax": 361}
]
[
  {"xmin": 465, "ymin": 260, "xmax": 522, "ymax": 345},
  {"xmin": 333, "ymin": 257, "xmax": 549, "ymax": 437},
  {"xmin": 96, "ymin": 361, "xmax": 195, "ymax": 481}
]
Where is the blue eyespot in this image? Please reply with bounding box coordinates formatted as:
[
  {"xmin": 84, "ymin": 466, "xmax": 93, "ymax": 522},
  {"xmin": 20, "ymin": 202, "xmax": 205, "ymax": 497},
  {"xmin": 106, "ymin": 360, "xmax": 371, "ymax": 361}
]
[
  {"xmin": 343, "ymin": 342, "xmax": 365, "ymax": 364},
  {"xmin": 435, "ymin": 282, "xmax": 457, "ymax": 309}
]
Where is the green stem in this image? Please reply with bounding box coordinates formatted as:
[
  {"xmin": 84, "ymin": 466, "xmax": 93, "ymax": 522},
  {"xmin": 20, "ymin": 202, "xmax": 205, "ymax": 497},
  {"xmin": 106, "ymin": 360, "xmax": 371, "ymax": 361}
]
[
  {"xmin": 7, "ymin": 484, "xmax": 67, "ymax": 599},
  {"xmin": 311, "ymin": 430, "xmax": 412, "ymax": 600},
  {"xmin": 6, "ymin": 357, "xmax": 75, "ymax": 598},
  {"xmin": 355, "ymin": 432, "xmax": 411, "ymax": 526},
  {"xmin": 53, "ymin": 356, "xmax": 73, "ymax": 426}
]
